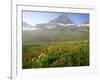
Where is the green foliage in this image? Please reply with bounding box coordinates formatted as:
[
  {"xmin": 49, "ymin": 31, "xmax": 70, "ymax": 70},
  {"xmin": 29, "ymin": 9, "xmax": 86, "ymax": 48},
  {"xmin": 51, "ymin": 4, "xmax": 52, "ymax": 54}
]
[{"xmin": 22, "ymin": 41, "xmax": 89, "ymax": 69}]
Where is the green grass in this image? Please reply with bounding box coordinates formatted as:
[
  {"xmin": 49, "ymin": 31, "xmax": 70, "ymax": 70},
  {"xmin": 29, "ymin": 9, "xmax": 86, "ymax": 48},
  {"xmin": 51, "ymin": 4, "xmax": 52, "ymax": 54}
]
[{"xmin": 22, "ymin": 40, "xmax": 89, "ymax": 69}]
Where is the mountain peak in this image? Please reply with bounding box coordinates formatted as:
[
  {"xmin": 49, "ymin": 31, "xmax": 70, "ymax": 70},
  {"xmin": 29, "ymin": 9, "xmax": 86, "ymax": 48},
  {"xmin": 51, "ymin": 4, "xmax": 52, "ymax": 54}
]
[{"xmin": 50, "ymin": 13, "xmax": 74, "ymax": 24}]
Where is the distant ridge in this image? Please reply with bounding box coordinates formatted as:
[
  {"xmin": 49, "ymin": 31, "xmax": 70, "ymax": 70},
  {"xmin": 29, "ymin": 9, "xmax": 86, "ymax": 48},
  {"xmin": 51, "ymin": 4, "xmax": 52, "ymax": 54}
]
[{"xmin": 23, "ymin": 22, "xmax": 39, "ymax": 30}]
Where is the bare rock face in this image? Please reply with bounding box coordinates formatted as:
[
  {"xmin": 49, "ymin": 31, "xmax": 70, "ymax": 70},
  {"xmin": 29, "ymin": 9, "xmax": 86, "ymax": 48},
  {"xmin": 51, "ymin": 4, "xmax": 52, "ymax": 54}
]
[{"xmin": 50, "ymin": 13, "xmax": 74, "ymax": 24}]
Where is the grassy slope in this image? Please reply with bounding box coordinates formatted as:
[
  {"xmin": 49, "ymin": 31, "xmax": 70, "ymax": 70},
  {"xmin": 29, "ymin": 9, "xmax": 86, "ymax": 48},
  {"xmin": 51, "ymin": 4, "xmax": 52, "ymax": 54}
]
[{"xmin": 22, "ymin": 40, "xmax": 89, "ymax": 69}]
